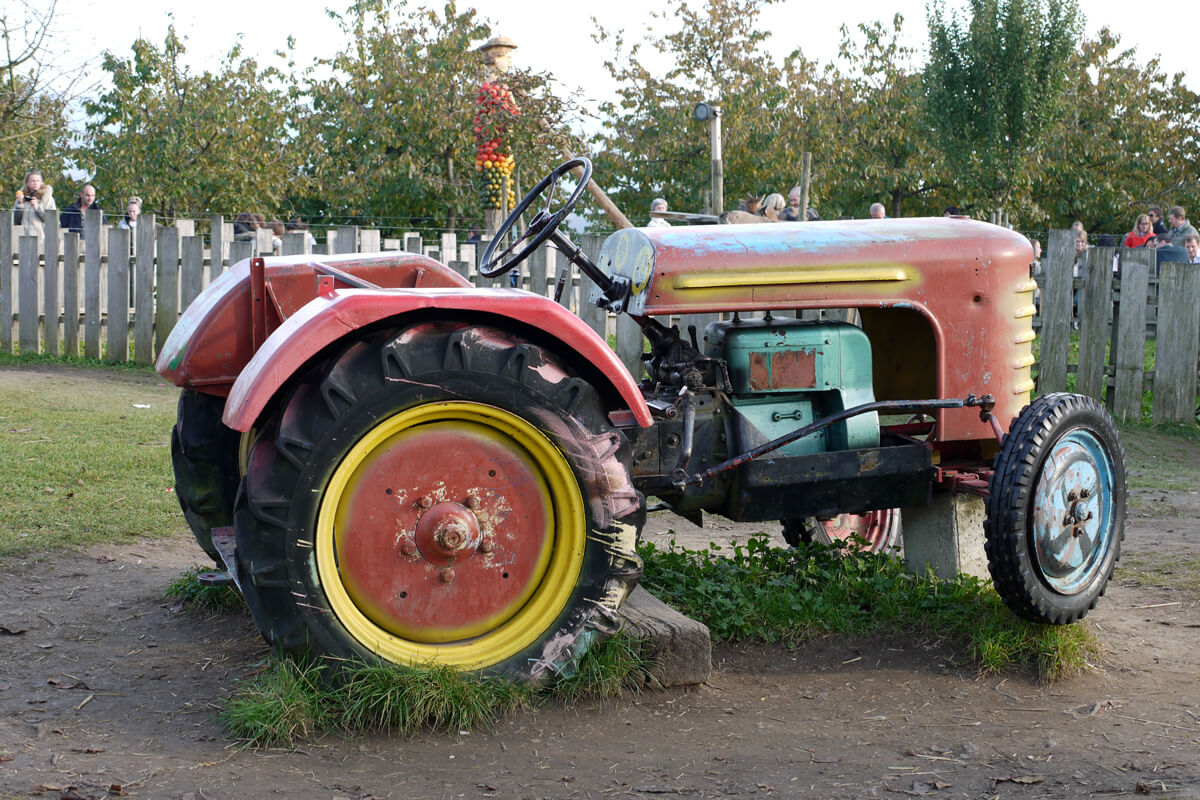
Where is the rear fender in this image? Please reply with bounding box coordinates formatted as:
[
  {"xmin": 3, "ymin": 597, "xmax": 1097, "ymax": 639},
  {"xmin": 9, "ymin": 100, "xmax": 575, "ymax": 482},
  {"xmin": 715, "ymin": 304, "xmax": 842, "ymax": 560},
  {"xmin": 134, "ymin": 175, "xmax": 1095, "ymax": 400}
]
[{"xmin": 221, "ymin": 288, "xmax": 653, "ymax": 431}]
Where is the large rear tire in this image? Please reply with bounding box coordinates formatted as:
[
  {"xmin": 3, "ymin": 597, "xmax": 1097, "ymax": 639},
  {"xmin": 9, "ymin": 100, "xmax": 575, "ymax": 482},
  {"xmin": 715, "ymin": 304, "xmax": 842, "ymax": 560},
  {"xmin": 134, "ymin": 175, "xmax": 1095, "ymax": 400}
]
[
  {"xmin": 171, "ymin": 389, "xmax": 241, "ymax": 563},
  {"xmin": 985, "ymin": 393, "xmax": 1125, "ymax": 624},
  {"xmin": 234, "ymin": 321, "xmax": 644, "ymax": 680}
]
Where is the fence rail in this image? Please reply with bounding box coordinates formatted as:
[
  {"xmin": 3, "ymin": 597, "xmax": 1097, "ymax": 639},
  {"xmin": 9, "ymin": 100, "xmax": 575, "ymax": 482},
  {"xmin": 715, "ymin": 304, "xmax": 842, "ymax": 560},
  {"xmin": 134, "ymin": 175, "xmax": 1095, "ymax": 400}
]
[{"xmin": 4, "ymin": 215, "xmax": 1199, "ymax": 422}]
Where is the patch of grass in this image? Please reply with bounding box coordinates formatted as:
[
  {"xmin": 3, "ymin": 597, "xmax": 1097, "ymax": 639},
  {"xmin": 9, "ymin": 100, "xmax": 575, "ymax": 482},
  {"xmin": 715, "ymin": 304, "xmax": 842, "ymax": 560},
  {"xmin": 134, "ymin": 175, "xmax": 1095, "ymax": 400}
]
[
  {"xmin": 0, "ymin": 363, "xmax": 181, "ymax": 555},
  {"xmin": 221, "ymin": 632, "xmax": 651, "ymax": 748},
  {"xmin": 1117, "ymin": 425, "xmax": 1200, "ymax": 493},
  {"xmin": 165, "ymin": 567, "xmax": 245, "ymax": 614},
  {"xmin": 1117, "ymin": 552, "xmax": 1200, "ymax": 592},
  {"xmin": 638, "ymin": 534, "xmax": 1096, "ymax": 681}
]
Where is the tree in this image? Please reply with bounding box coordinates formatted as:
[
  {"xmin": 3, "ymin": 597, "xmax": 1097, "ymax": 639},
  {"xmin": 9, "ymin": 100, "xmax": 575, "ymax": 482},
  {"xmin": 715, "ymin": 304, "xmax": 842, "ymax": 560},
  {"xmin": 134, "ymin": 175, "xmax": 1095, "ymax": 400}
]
[
  {"xmin": 77, "ymin": 27, "xmax": 301, "ymax": 222},
  {"xmin": 294, "ymin": 0, "xmax": 572, "ymax": 233},
  {"xmin": 0, "ymin": 0, "xmax": 74, "ymax": 194},
  {"xmin": 815, "ymin": 16, "xmax": 949, "ymax": 219},
  {"xmin": 1030, "ymin": 29, "xmax": 1200, "ymax": 233},
  {"xmin": 924, "ymin": 0, "xmax": 1081, "ymax": 218}
]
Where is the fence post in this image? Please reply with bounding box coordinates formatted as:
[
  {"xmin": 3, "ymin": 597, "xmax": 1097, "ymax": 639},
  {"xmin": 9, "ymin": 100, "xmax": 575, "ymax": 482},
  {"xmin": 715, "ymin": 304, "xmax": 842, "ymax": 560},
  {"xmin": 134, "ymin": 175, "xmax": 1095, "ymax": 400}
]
[
  {"xmin": 577, "ymin": 235, "xmax": 607, "ymax": 338},
  {"xmin": 1152, "ymin": 261, "xmax": 1200, "ymax": 423},
  {"xmin": 83, "ymin": 208, "xmax": 103, "ymax": 358},
  {"xmin": 18, "ymin": 236, "xmax": 38, "ymax": 354},
  {"xmin": 281, "ymin": 232, "xmax": 310, "ymax": 256},
  {"xmin": 133, "ymin": 215, "xmax": 156, "ymax": 364},
  {"xmin": 1038, "ymin": 229, "xmax": 1074, "ymax": 393},
  {"xmin": 528, "ymin": 244, "xmax": 548, "ymax": 297},
  {"xmin": 106, "ymin": 227, "xmax": 130, "ymax": 362},
  {"xmin": 404, "ymin": 233, "xmax": 422, "ymax": 254},
  {"xmin": 62, "ymin": 232, "xmax": 79, "ymax": 357},
  {"xmin": 1076, "ymin": 246, "xmax": 1114, "ymax": 401},
  {"xmin": 181, "ymin": 236, "xmax": 204, "ymax": 310},
  {"xmin": 42, "ymin": 215, "xmax": 59, "ymax": 356},
  {"xmin": 228, "ymin": 239, "xmax": 254, "ymax": 266},
  {"xmin": 1112, "ymin": 249, "xmax": 1151, "ymax": 420},
  {"xmin": 440, "ymin": 233, "xmax": 457, "ymax": 267},
  {"xmin": 361, "ymin": 229, "xmax": 381, "ymax": 253},
  {"xmin": 209, "ymin": 215, "xmax": 226, "ymax": 282},
  {"xmin": 1, "ymin": 211, "xmax": 12, "ymax": 354},
  {"xmin": 156, "ymin": 225, "xmax": 180, "ymax": 355},
  {"xmin": 335, "ymin": 226, "xmax": 358, "ymax": 254}
]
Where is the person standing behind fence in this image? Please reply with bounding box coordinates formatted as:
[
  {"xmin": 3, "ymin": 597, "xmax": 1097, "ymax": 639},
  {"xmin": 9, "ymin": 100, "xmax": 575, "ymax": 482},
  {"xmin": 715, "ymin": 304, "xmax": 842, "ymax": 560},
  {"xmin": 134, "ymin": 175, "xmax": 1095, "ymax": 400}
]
[
  {"xmin": 1166, "ymin": 206, "xmax": 1198, "ymax": 247},
  {"xmin": 59, "ymin": 184, "xmax": 102, "ymax": 234},
  {"xmin": 1122, "ymin": 214, "xmax": 1155, "ymax": 249},
  {"xmin": 1183, "ymin": 232, "xmax": 1199, "ymax": 264},
  {"xmin": 285, "ymin": 218, "xmax": 317, "ymax": 249},
  {"xmin": 869, "ymin": 202, "xmax": 886, "ymax": 219},
  {"xmin": 117, "ymin": 196, "xmax": 141, "ymax": 254},
  {"xmin": 647, "ymin": 197, "xmax": 670, "ymax": 228},
  {"xmin": 1148, "ymin": 205, "xmax": 1168, "ymax": 235},
  {"xmin": 13, "ymin": 169, "xmax": 56, "ymax": 250},
  {"xmin": 781, "ymin": 186, "xmax": 803, "ymax": 221}
]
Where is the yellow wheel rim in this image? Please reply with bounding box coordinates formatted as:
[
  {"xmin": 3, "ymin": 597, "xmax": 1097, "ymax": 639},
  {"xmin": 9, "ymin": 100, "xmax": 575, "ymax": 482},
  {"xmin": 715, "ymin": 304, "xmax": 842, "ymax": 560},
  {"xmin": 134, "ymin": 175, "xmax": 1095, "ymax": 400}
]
[{"xmin": 314, "ymin": 401, "xmax": 586, "ymax": 670}]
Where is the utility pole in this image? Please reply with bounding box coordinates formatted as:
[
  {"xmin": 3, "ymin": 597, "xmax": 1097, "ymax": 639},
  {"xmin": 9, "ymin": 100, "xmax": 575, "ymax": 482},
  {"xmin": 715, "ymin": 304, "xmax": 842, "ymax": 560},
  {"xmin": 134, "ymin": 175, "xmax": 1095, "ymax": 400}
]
[{"xmin": 694, "ymin": 102, "xmax": 723, "ymax": 215}]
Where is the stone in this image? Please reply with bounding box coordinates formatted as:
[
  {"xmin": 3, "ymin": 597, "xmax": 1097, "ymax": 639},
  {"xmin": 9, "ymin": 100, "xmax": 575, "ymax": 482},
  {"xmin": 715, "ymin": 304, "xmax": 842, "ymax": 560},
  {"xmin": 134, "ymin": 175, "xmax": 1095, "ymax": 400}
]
[
  {"xmin": 617, "ymin": 586, "xmax": 711, "ymax": 687},
  {"xmin": 901, "ymin": 492, "xmax": 990, "ymax": 580}
]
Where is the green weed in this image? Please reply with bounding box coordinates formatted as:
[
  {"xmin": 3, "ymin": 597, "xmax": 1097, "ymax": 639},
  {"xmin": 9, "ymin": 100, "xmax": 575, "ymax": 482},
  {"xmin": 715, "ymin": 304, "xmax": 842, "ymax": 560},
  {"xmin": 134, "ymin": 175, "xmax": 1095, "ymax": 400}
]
[
  {"xmin": 1117, "ymin": 552, "xmax": 1200, "ymax": 592},
  {"xmin": 165, "ymin": 567, "xmax": 245, "ymax": 614},
  {"xmin": 638, "ymin": 534, "xmax": 1097, "ymax": 681}
]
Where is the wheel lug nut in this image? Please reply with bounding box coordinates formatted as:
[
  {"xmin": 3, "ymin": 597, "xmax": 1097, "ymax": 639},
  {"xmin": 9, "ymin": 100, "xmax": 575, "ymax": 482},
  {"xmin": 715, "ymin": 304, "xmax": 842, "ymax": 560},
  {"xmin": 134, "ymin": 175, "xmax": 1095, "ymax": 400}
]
[
  {"xmin": 418, "ymin": 496, "xmax": 433, "ymax": 509},
  {"xmin": 1080, "ymin": 488, "xmax": 1090, "ymax": 499},
  {"xmin": 464, "ymin": 494, "xmax": 480, "ymax": 510},
  {"xmin": 400, "ymin": 541, "xmax": 417, "ymax": 558},
  {"xmin": 479, "ymin": 537, "xmax": 494, "ymax": 553},
  {"xmin": 1067, "ymin": 490, "xmax": 1077, "ymax": 501},
  {"xmin": 440, "ymin": 569, "xmax": 455, "ymax": 584},
  {"xmin": 1063, "ymin": 515, "xmax": 1074, "ymax": 526}
]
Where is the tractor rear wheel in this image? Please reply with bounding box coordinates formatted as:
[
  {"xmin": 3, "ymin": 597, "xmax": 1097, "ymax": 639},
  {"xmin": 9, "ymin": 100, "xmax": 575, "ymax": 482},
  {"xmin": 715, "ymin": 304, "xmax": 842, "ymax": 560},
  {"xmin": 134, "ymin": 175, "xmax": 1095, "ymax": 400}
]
[
  {"xmin": 781, "ymin": 509, "xmax": 902, "ymax": 553},
  {"xmin": 171, "ymin": 389, "xmax": 241, "ymax": 563},
  {"xmin": 234, "ymin": 321, "xmax": 644, "ymax": 680}
]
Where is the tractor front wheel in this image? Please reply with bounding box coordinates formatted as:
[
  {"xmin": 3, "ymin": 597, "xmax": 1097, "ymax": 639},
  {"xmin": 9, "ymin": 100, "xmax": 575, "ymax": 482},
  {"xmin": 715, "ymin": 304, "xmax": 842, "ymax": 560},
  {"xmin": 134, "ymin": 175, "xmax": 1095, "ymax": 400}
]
[
  {"xmin": 234, "ymin": 322, "xmax": 644, "ymax": 680},
  {"xmin": 985, "ymin": 393, "xmax": 1125, "ymax": 624}
]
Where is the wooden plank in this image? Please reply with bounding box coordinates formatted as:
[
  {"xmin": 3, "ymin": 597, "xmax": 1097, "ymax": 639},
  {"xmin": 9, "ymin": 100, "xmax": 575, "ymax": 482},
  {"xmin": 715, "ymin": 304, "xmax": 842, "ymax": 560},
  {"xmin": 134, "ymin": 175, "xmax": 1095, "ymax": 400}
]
[
  {"xmin": 256, "ymin": 227, "xmax": 274, "ymax": 255},
  {"xmin": 181, "ymin": 236, "xmax": 204, "ymax": 310},
  {"xmin": 360, "ymin": 229, "xmax": 381, "ymax": 253},
  {"xmin": 18, "ymin": 236, "xmax": 38, "ymax": 354},
  {"xmin": 577, "ymin": 235, "xmax": 607, "ymax": 337},
  {"xmin": 440, "ymin": 233, "xmax": 457, "ymax": 266},
  {"xmin": 228, "ymin": 238, "xmax": 254, "ymax": 266},
  {"xmin": 62, "ymin": 232, "xmax": 80, "ymax": 357},
  {"xmin": 1038, "ymin": 229, "xmax": 1075, "ymax": 393},
  {"xmin": 616, "ymin": 315, "xmax": 644, "ymax": 379},
  {"xmin": 459, "ymin": 243, "xmax": 477, "ymax": 270},
  {"xmin": 528, "ymin": 245, "xmax": 548, "ymax": 297},
  {"xmin": 83, "ymin": 208, "xmax": 103, "ymax": 358},
  {"xmin": 1151, "ymin": 261, "xmax": 1200, "ymax": 423},
  {"xmin": 448, "ymin": 260, "xmax": 470, "ymax": 281},
  {"xmin": 1112, "ymin": 249, "xmax": 1151, "ymax": 420},
  {"xmin": 174, "ymin": 219, "xmax": 195, "ymax": 237},
  {"xmin": 281, "ymin": 232, "xmax": 309, "ymax": 256},
  {"xmin": 335, "ymin": 226, "xmax": 358, "ymax": 254},
  {"xmin": 106, "ymin": 227, "xmax": 130, "ymax": 362},
  {"xmin": 0, "ymin": 211, "xmax": 12, "ymax": 353},
  {"xmin": 1076, "ymin": 246, "xmax": 1114, "ymax": 401},
  {"xmin": 209, "ymin": 215, "xmax": 226, "ymax": 282},
  {"xmin": 156, "ymin": 225, "xmax": 180, "ymax": 354},
  {"xmin": 404, "ymin": 232, "xmax": 422, "ymax": 253},
  {"xmin": 42, "ymin": 215, "xmax": 59, "ymax": 356},
  {"xmin": 134, "ymin": 215, "xmax": 156, "ymax": 364}
]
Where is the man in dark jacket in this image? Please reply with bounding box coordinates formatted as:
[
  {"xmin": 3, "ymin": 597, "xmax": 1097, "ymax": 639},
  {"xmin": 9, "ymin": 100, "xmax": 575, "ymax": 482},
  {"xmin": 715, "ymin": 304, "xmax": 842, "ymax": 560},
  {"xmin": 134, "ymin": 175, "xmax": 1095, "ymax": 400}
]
[{"xmin": 59, "ymin": 184, "xmax": 103, "ymax": 233}]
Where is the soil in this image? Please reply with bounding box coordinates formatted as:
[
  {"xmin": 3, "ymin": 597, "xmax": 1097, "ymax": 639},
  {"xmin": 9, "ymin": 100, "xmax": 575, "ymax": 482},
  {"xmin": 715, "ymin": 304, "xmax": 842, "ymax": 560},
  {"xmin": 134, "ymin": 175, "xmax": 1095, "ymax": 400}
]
[{"xmin": 3, "ymin": 367, "xmax": 1200, "ymax": 799}]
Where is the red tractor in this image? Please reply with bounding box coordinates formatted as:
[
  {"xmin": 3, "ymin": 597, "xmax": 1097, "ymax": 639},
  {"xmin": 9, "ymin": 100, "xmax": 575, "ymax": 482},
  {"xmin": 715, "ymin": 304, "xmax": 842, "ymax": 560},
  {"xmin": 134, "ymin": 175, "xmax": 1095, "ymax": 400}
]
[{"xmin": 158, "ymin": 159, "xmax": 1125, "ymax": 681}]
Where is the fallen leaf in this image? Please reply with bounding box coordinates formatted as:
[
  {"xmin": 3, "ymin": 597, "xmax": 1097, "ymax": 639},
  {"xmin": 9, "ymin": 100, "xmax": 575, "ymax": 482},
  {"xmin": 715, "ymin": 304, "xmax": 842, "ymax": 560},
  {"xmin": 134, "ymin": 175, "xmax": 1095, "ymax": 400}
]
[
  {"xmin": 0, "ymin": 625, "xmax": 26, "ymax": 636},
  {"xmin": 48, "ymin": 679, "xmax": 90, "ymax": 690},
  {"xmin": 70, "ymin": 746, "xmax": 105, "ymax": 754},
  {"xmin": 995, "ymin": 775, "xmax": 1046, "ymax": 786},
  {"xmin": 96, "ymin": 555, "xmax": 115, "ymax": 564}
]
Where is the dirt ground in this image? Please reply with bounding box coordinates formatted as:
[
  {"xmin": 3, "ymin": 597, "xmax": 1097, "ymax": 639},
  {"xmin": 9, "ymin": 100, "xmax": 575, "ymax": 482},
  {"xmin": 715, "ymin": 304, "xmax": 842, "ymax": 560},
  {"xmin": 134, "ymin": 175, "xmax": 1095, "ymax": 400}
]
[{"xmin": 3, "ymin": 371, "xmax": 1200, "ymax": 799}]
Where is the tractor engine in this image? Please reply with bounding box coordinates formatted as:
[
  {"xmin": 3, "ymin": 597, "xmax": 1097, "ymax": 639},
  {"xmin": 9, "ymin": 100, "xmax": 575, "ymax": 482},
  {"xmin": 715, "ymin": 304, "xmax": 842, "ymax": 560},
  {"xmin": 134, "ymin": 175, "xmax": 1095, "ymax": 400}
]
[{"xmin": 628, "ymin": 315, "xmax": 929, "ymax": 524}]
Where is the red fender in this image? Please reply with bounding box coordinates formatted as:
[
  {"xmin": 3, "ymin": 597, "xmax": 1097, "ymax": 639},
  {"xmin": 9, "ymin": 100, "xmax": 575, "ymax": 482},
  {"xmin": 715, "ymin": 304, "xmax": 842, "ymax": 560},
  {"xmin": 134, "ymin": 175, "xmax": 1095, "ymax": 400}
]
[{"xmin": 221, "ymin": 288, "xmax": 653, "ymax": 431}]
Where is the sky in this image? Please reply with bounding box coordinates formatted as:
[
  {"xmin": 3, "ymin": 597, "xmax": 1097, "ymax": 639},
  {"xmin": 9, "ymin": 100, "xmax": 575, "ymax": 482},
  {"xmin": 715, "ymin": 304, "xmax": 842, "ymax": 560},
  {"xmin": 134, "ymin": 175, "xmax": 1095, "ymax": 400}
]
[{"xmin": 46, "ymin": 0, "xmax": 1200, "ymax": 124}]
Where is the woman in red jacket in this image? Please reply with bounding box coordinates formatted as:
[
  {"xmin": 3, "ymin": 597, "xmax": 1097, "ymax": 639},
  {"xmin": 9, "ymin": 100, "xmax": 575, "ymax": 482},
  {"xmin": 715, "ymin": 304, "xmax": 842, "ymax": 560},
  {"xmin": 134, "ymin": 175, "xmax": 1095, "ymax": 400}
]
[{"xmin": 1122, "ymin": 213, "xmax": 1155, "ymax": 248}]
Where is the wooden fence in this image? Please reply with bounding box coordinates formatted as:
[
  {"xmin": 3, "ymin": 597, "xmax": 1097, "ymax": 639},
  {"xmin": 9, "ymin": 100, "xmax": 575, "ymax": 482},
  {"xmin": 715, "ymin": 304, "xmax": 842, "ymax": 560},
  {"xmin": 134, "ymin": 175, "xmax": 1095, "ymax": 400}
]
[{"xmin": 3, "ymin": 215, "xmax": 1198, "ymax": 423}]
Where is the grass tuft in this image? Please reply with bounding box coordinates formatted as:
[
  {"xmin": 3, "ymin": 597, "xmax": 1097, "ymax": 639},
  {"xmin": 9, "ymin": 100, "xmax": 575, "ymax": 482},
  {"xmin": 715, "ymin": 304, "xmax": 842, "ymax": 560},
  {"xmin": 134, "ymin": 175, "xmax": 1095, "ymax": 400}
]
[
  {"xmin": 222, "ymin": 633, "xmax": 653, "ymax": 748},
  {"xmin": 638, "ymin": 534, "xmax": 1098, "ymax": 681},
  {"xmin": 164, "ymin": 567, "xmax": 245, "ymax": 614}
]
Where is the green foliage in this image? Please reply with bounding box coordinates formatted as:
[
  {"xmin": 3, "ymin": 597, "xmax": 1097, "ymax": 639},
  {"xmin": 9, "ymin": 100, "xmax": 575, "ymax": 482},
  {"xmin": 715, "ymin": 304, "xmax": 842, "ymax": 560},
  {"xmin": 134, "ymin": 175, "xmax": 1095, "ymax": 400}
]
[
  {"xmin": 639, "ymin": 534, "xmax": 1095, "ymax": 679},
  {"xmin": 77, "ymin": 27, "xmax": 302, "ymax": 222},
  {"xmin": 294, "ymin": 0, "xmax": 571, "ymax": 232},
  {"xmin": 924, "ymin": 0, "xmax": 1082, "ymax": 215},
  {"xmin": 222, "ymin": 634, "xmax": 649, "ymax": 748},
  {"xmin": 165, "ymin": 567, "xmax": 245, "ymax": 614}
]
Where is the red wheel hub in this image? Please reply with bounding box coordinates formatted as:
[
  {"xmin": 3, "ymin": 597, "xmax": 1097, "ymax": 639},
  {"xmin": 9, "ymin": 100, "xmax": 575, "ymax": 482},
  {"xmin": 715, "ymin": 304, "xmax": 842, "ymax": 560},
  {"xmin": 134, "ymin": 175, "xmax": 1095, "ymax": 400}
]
[{"xmin": 330, "ymin": 420, "xmax": 556, "ymax": 643}]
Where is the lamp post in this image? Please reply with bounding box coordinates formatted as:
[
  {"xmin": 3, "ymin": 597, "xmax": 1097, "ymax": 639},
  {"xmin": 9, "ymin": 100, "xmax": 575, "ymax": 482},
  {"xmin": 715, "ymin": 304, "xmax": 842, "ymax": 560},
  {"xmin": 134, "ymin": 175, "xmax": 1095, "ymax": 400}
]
[{"xmin": 693, "ymin": 101, "xmax": 723, "ymax": 215}]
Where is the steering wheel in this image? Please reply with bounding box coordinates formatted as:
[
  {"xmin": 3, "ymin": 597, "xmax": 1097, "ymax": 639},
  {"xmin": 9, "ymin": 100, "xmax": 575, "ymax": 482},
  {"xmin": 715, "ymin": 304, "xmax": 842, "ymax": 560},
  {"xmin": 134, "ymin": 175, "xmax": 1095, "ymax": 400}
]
[{"xmin": 478, "ymin": 157, "xmax": 592, "ymax": 278}]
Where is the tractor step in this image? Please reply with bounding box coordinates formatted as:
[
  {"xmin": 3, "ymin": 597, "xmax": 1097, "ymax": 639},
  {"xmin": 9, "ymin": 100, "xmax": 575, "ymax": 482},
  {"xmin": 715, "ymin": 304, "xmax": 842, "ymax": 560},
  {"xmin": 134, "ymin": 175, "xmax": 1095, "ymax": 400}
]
[
  {"xmin": 205, "ymin": 526, "xmax": 246, "ymax": 594},
  {"xmin": 197, "ymin": 570, "xmax": 235, "ymax": 587}
]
